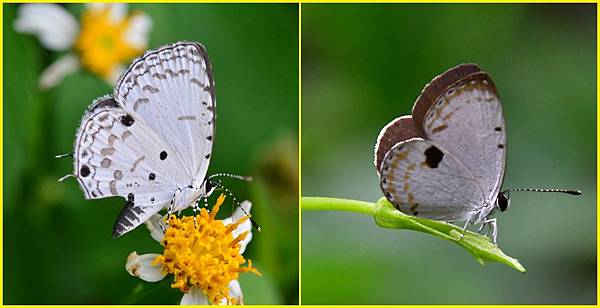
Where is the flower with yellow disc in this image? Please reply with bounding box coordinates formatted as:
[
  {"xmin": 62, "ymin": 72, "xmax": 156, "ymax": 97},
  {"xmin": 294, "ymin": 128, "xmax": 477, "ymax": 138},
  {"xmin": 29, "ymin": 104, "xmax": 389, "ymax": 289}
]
[
  {"xmin": 13, "ymin": 3, "xmax": 152, "ymax": 89},
  {"xmin": 126, "ymin": 194, "xmax": 260, "ymax": 305}
]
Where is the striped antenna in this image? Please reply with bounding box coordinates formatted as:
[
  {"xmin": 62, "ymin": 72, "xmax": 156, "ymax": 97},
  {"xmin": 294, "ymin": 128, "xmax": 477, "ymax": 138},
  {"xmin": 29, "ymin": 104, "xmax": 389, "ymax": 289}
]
[
  {"xmin": 208, "ymin": 173, "xmax": 252, "ymax": 182},
  {"xmin": 210, "ymin": 179, "xmax": 261, "ymax": 232},
  {"xmin": 503, "ymin": 188, "xmax": 582, "ymax": 196}
]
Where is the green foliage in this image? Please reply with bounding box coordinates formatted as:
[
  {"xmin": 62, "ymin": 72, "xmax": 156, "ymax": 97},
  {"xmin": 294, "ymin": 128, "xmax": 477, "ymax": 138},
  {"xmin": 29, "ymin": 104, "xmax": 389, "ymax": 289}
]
[
  {"xmin": 302, "ymin": 197, "xmax": 526, "ymax": 272},
  {"xmin": 373, "ymin": 198, "xmax": 525, "ymax": 272}
]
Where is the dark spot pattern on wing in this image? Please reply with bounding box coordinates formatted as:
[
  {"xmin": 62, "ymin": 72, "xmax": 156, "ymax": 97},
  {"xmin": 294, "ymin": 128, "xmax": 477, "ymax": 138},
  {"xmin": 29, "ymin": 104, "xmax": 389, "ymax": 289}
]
[
  {"xmin": 80, "ymin": 165, "xmax": 91, "ymax": 177},
  {"xmin": 120, "ymin": 114, "xmax": 135, "ymax": 127},
  {"xmin": 424, "ymin": 146, "xmax": 444, "ymax": 168}
]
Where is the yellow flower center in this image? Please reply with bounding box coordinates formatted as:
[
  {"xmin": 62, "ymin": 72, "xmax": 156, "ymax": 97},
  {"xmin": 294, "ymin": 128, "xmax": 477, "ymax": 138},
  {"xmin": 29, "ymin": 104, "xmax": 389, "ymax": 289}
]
[
  {"xmin": 74, "ymin": 7, "xmax": 143, "ymax": 79},
  {"xmin": 154, "ymin": 194, "xmax": 260, "ymax": 305}
]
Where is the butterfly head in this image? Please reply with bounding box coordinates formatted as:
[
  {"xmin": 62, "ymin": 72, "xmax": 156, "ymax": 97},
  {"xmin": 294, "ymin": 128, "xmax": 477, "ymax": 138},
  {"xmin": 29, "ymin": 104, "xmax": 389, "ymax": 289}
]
[
  {"xmin": 496, "ymin": 191, "xmax": 510, "ymax": 212},
  {"xmin": 203, "ymin": 178, "xmax": 218, "ymax": 197}
]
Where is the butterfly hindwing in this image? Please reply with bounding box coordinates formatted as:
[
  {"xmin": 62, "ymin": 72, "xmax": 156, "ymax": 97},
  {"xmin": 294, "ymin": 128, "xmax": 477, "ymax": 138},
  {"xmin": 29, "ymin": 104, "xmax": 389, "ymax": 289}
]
[
  {"xmin": 379, "ymin": 138, "xmax": 486, "ymax": 221},
  {"xmin": 73, "ymin": 95, "xmax": 180, "ymax": 236},
  {"xmin": 374, "ymin": 115, "xmax": 423, "ymax": 175},
  {"xmin": 114, "ymin": 42, "xmax": 215, "ymax": 187}
]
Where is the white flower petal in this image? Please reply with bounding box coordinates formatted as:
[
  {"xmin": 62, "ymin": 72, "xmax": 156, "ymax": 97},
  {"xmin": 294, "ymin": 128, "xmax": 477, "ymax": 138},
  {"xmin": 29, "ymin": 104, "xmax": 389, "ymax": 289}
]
[
  {"xmin": 85, "ymin": 3, "xmax": 105, "ymax": 11},
  {"xmin": 13, "ymin": 4, "xmax": 79, "ymax": 51},
  {"xmin": 124, "ymin": 13, "xmax": 152, "ymax": 49},
  {"xmin": 230, "ymin": 201, "xmax": 253, "ymax": 254},
  {"xmin": 108, "ymin": 3, "xmax": 127, "ymax": 23},
  {"xmin": 222, "ymin": 201, "xmax": 253, "ymax": 252},
  {"xmin": 125, "ymin": 252, "xmax": 166, "ymax": 282},
  {"xmin": 144, "ymin": 213, "xmax": 166, "ymax": 243},
  {"xmin": 181, "ymin": 287, "xmax": 210, "ymax": 305},
  {"xmin": 226, "ymin": 280, "xmax": 244, "ymax": 305},
  {"xmin": 233, "ymin": 201, "xmax": 252, "ymax": 222},
  {"xmin": 105, "ymin": 64, "xmax": 125, "ymax": 86},
  {"xmin": 86, "ymin": 3, "xmax": 127, "ymax": 23},
  {"xmin": 38, "ymin": 53, "xmax": 80, "ymax": 89}
]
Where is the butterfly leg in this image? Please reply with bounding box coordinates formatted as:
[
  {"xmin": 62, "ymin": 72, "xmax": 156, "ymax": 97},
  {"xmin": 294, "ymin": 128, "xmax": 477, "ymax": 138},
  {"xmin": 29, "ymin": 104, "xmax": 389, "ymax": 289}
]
[
  {"xmin": 192, "ymin": 197, "xmax": 204, "ymax": 228},
  {"xmin": 165, "ymin": 188, "xmax": 182, "ymax": 229},
  {"xmin": 478, "ymin": 221, "xmax": 493, "ymax": 237},
  {"xmin": 481, "ymin": 218, "xmax": 498, "ymax": 245},
  {"xmin": 159, "ymin": 214, "xmax": 168, "ymax": 233},
  {"xmin": 459, "ymin": 220, "xmax": 471, "ymax": 241}
]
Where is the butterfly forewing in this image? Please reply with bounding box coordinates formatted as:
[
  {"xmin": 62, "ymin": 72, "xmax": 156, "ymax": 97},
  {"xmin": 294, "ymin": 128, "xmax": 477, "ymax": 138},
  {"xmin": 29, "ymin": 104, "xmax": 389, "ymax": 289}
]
[
  {"xmin": 114, "ymin": 42, "xmax": 216, "ymax": 187},
  {"xmin": 380, "ymin": 138, "xmax": 486, "ymax": 221},
  {"xmin": 420, "ymin": 72, "xmax": 506, "ymax": 202},
  {"xmin": 411, "ymin": 63, "xmax": 482, "ymax": 132},
  {"xmin": 375, "ymin": 64, "xmax": 483, "ymax": 175}
]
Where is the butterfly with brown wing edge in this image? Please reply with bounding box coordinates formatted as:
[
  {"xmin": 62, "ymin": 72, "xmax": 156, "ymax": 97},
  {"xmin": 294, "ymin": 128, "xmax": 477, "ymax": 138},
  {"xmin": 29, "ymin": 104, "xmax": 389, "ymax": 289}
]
[{"xmin": 375, "ymin": 63, "xmax": 581, "ymax": 244}]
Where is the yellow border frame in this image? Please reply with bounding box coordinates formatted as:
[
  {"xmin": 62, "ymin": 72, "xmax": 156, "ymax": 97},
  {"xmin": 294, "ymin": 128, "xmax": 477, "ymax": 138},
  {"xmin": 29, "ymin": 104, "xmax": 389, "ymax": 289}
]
[{"xmin": 298, "ymin": 1, "xmax": 303, "ymax": 305}]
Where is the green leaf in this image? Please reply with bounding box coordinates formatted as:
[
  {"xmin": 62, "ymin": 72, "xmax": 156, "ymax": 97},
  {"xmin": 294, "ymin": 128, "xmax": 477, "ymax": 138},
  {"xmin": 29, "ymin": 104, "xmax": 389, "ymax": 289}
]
[{"xmin": 302, "ymin": 196, "xmax": 526, "ymax": 272}]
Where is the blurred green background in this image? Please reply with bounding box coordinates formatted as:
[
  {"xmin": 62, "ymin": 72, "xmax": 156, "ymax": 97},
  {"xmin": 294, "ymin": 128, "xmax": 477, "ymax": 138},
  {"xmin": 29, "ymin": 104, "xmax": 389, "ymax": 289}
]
[
  {"xmin": 302, "ymin": 4, "xmax": 596, "ymax": 304},
  {"xmin": 4, "ymin": 3, "xmax": 298, "ymax": 304}
]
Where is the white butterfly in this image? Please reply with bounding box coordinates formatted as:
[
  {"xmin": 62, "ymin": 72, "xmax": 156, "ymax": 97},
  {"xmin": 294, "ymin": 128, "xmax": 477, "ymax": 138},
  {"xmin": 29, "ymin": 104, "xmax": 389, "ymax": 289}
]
[
  {"xmin": 63, "ymin": 42, "xmax": 238, "ymax": 237},
  {"xmin": 375, "ymin": 63, "xmax": 580, "ymax": 243}
]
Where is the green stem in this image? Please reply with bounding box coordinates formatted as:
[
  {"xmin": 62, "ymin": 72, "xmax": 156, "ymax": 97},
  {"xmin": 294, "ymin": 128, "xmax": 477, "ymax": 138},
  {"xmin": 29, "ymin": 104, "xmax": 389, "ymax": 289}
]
[
  {"xmin": 301, "ymin": 197, "xmax": 377, "ymax": 215},
  {"xmin": 301, "ymin": 196, "xmax": 526, "ymax": 273}
]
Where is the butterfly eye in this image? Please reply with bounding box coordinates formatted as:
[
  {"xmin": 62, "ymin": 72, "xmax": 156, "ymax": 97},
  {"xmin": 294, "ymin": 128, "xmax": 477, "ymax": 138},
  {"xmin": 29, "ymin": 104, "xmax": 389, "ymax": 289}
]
[
  {"xmin": 205, "ymin": 180, "xmax": 216, "ymax": 196},
  {"xmin": 497, "ymin": 192, "xmax": 510, "ymax": 212}
]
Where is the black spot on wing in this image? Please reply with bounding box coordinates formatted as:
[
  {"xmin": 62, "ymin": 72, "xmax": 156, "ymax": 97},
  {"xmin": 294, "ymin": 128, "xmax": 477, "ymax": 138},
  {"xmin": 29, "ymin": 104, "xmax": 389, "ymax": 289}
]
[
  {"xmin": 121, "ymin": 114, "xmax": 135, "ymax": 127},
  {"xmin": 424, "ymin": 146, "xmax": 444, "ymax": 168},
  {"xmin": 149, "ymin": 173, "xmax": 155, "ymax": 180},
  {"xmin": 80, "ymin": 165, "xmax": 91, "ymax": 177},
  {"xmin": 160, "ymin": 151, "xmax": 167, "ymax": 160}
]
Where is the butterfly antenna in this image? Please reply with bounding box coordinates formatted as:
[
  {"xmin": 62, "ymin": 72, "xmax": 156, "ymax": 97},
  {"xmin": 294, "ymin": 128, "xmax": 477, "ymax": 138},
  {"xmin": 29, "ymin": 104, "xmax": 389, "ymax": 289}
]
[
  {"xmin": 503, "ymin": 188, "xmax": 582, "ymax": 195},
  {"xmin": 54, "ymin": 153, "xmax": 73, "ymax": 159},
  {"xmin": 211, "ymin": 180, "xmax": 261, "ymax": 232},
  {"xmin": 209, "ymin": 173, "xmax": 253, "ymax": 182},
  {"xmin": 58, "ymin": 174, "xmax": 75, "ymax": 182},
  {"xmin": 55, "ymin": 153, "xmax": 75, "ymax": 182}
]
